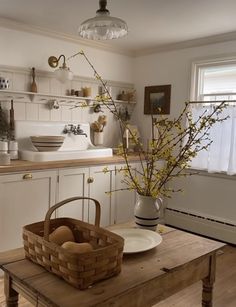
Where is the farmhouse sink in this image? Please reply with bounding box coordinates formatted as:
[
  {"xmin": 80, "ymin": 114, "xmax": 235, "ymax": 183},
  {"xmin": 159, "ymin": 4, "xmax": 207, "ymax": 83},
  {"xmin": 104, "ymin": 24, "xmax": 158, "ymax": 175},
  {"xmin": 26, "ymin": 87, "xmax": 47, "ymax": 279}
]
[
  {"xmin": 15, "ymin": 121, "xmax": 113, "ymax": 162},
  {"xmin": 19, "ymin": 147, "xmax": 113, "ymax": 162}
]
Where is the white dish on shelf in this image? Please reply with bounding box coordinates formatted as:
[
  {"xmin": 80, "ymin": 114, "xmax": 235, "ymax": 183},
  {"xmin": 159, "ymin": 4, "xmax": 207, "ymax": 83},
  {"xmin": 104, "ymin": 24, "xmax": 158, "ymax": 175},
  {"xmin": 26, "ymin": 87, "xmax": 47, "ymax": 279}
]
[{"xmin": 112, "ymin": 228, "xmax": 162, "ymax": 254}]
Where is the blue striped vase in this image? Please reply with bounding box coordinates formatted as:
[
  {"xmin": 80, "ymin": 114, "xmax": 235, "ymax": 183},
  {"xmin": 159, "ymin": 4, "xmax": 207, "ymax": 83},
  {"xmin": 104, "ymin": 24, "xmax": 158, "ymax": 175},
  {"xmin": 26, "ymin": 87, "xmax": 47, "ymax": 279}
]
[{"xmin": 134, "ymin": 194, "xmax": 161, "ymax": 231}]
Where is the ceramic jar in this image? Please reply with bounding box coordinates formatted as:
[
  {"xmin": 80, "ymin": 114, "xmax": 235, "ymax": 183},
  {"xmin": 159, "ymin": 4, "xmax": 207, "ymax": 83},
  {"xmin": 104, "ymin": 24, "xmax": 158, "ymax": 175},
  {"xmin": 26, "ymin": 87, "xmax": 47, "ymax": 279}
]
[
  {"xmin": 0, "ymin": 153, "xmax": 10, "ymax": 165},
  {"xmin": 0, "ymin": 140, "xmax": 8, "ymax": 153},
  {"xmin": 82, "ymin": 87, "xmax": 92, "ymax": 97},
  {"xmin": 134, "ymin": 194, "xmax": 162, "ymax": 231},
  {"xmin": 93, "ymin": 132, "xmax": 104, "ymax": 146},
  {"xmin": 8, "ymin": 140, "xmax": 18, "ymax": 160}
]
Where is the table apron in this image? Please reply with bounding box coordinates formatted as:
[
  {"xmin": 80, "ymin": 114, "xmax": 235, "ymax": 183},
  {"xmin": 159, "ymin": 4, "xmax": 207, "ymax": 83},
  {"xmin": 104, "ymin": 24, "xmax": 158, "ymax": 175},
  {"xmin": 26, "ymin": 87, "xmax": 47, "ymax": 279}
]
[
  {"xmin": 12, "ymin": 279, "xmax": 52, "ymax": 307},
  {"xmin": 95, "ymin": 255, "xmax": 212, "ymax": 307}
]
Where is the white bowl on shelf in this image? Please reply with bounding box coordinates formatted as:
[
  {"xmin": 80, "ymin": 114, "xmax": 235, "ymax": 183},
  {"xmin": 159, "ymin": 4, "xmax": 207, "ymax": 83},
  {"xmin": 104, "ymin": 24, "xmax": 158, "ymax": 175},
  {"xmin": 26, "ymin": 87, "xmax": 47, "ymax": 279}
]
[{"xmin": 30, "ymin": 135, "xmax": 65, "ymax": 152}]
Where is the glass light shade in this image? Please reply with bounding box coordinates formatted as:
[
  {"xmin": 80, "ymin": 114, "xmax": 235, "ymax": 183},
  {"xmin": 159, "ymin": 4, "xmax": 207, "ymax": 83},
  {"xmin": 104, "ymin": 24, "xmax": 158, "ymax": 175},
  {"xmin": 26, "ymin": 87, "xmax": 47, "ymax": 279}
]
[
  {"xmin": 54, "ymin": 67, "xmax": 73, "ymax": 83},
  {"xmin": 78, "ymin": 13, "xmax": 128, "ymax": 40}
]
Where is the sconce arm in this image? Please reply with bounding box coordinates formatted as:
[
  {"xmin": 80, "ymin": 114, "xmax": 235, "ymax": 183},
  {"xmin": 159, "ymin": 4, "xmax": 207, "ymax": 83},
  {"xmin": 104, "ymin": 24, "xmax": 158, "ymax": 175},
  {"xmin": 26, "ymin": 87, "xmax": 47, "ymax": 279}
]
[{"xmin": 48, "ymin": 54, "xmax": 66, "ymax": 68}]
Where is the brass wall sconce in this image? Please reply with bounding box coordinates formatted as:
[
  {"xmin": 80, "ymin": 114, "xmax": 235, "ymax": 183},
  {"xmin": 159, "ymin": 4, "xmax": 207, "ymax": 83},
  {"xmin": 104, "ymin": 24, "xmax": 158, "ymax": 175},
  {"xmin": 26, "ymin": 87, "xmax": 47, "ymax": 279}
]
[{"xmin": 48, "ymin": 54, "xmax": 73, "ymax": 83}]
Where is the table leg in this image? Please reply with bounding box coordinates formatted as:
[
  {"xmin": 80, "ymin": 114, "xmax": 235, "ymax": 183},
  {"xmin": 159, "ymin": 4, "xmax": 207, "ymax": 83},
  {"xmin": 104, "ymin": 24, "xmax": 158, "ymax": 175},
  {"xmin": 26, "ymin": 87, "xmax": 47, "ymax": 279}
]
[
  {"xmin": 4, "ymin": 273, "xmax": 19, "ymax": 307},
  {"xmin": 202, "ymin": 253, "xmax": 216, "ymax": 307}
]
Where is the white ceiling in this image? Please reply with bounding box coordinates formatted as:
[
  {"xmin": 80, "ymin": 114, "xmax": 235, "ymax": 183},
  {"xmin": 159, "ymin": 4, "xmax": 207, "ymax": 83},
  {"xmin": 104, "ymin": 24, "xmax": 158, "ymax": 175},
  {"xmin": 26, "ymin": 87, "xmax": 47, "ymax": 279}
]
[{"xmin": 1, "ymin": 0, "xmax": 236, "ymax": 56}]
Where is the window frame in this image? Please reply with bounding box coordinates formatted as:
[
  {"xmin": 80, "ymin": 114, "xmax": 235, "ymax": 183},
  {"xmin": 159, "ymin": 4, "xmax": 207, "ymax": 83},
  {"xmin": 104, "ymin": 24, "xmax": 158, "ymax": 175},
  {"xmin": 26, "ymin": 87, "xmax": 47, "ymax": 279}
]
[
  {"xmin": 190, "ymin": 56, "xmax": 236, "ymax": 101},
  {"xmin": 189, "ymin": 56, "xmax": 236, "ymax": 175}
]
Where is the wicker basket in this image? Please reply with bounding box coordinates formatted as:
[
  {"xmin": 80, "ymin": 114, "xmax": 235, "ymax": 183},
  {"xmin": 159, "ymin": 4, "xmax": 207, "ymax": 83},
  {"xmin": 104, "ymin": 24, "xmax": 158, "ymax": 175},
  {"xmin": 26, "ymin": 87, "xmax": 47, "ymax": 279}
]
[{"xmin": 23, "ymin": 196, "xmax": 124, "ymax": 289}]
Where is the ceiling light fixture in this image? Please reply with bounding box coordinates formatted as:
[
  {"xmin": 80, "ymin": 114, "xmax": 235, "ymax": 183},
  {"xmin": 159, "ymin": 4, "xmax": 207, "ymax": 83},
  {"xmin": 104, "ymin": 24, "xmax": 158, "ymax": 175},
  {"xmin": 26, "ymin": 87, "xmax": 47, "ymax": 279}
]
[
  {"xmin": 78, "ymin": 0, "xmax": 128, "ymax": 40},
  {"xmin": 48, "ymin": 55, "xmax": 73, "ymax": 83}
]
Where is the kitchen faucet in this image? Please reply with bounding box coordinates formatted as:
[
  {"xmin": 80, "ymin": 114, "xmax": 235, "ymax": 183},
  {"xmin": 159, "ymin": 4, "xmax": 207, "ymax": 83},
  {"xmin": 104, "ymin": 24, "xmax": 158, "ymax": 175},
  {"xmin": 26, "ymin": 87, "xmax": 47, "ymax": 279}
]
[{"xmin": 63, "ymin": 124, "xmax": 87, "ymax": 137}]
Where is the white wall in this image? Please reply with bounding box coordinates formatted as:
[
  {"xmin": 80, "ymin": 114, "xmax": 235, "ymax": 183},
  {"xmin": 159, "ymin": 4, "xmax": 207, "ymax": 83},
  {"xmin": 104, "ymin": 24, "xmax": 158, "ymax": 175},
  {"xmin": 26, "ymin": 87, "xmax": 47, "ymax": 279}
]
[
  {"xmin": 133, "ymin": 40, "xmax": 236, "ymax": 226},
  {"xmin": 0, "ymin": 27, "xmax": 134, "ymax": 83},
  {"xmin": 0, "ymin": 27, "xmax": 135, "ymax": 148}
]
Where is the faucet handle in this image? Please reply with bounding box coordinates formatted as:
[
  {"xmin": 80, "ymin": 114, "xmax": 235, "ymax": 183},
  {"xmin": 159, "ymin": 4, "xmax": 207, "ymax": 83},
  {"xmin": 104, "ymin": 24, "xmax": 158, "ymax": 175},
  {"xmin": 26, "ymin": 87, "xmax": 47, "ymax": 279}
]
[
  {"xmin": 63, "ymin": 124, "xmax": 73, "ymax": 134},
  {"xmin": 63, "ymin": 125, "xmax": 69, "ymax": 134},
  {"xmin": 76, "ymin": 125, "xmax": 83, "ymax": 134},
  {"xmin": 62, "ymin": 124, "xmax": 87, "ymax": 137}
]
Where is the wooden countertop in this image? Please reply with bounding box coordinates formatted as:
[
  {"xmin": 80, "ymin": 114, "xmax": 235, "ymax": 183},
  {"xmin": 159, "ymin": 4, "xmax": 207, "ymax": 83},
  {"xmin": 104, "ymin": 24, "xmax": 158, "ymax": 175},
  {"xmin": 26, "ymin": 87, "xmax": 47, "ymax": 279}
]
[{"xmin": 0, "ymin": 155, "xmax": 140, "ymax": 174}]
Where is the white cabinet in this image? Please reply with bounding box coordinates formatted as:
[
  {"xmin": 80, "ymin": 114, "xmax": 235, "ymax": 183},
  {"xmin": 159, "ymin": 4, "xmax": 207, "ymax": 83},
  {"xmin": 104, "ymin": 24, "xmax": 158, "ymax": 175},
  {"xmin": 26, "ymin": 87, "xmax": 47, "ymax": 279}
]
[
  {"xmin": 57, "ymin": 165, "xmax": 113, "ymax": 227},
  {"xmin": 112, "ymin": 163, "xmax": 137, "ymax": 224},
  {"xmin": 86, "ymin": 163, "xmax": 137, "ymax": 226},
  {"xmin": 88, "ymin": 165, "xmax": 113, "ymax": 227},
  {"xmin": 0, "ymin": 170, "xmax": 57, "ymax": 252},
  {"xmin": 0, "ymin": 161, "xmax": 138, "ymax": 253},
  {"xmin": 57, "ymin": 167, "xmax": 89, "ymax": 221},
  {"xmin": 56, "ymin": 163, "xmax": 137, "ymax": 227}
]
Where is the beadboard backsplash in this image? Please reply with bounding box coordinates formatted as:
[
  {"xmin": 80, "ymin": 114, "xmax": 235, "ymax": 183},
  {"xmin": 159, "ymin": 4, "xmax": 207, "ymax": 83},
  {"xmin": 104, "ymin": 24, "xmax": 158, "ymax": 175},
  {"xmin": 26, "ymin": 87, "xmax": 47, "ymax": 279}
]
[{"xmin": 0, "ymin": 65, "xmax": 135, "ymax": 148}]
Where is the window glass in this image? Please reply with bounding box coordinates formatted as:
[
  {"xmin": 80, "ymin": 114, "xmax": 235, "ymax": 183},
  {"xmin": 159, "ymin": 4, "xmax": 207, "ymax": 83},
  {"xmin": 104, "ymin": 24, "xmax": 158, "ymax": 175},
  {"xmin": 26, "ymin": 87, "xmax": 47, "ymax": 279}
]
[{"xmin": 190, "ymin": 59, "xmax": 236, "ymax": 174}]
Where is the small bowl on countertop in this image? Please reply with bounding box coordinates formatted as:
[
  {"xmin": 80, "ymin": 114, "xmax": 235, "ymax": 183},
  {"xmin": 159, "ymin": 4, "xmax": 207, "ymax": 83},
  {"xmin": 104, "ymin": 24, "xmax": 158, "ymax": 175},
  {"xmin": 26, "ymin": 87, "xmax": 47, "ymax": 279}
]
[{"xmin": 30, "ymin": 135, "xmax": 65, "ymax": 152}]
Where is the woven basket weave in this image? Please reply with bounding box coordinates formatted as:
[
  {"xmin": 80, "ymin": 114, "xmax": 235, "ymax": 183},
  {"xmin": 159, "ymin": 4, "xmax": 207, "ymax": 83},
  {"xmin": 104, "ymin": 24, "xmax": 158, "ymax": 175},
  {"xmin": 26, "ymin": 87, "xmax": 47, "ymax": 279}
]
[{"xmin": 23, "ymin": 196, "xmax": 124, "ymax": 289}]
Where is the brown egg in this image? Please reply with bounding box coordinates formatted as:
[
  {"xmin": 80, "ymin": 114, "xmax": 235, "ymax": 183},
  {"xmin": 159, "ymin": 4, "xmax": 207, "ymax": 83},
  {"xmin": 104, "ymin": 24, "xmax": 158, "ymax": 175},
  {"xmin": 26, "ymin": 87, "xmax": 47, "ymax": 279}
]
[
  {"xmin": 49, "ymin": 225, "xmax": 75, "ymax": 245},
  {"xmin": 61, "ymin": 241, "xmax": 93, "ymax": 254}
]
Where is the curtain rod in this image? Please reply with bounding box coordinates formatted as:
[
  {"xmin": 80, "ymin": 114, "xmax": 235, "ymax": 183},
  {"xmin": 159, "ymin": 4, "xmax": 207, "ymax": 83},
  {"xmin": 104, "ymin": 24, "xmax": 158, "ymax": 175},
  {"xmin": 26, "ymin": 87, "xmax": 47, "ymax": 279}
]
[{"xmin": 189, "ymin": 100, "xmax": 236, "ymax": 104}]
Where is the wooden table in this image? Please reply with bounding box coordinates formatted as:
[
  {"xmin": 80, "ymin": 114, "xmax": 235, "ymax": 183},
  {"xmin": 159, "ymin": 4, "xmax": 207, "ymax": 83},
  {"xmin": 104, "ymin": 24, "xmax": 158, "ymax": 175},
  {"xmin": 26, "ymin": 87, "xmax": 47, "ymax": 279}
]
[{"xmin": 0, "ymin": 225, "xmax": 225, "ymax": 307}]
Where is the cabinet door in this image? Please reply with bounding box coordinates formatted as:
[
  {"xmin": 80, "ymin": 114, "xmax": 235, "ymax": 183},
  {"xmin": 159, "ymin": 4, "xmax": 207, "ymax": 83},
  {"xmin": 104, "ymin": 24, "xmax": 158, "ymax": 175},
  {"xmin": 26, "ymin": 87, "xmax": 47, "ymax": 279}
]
[
  {"xmin": 113, "ymin": 163, "xmax": 137, "ymax": 224},
  {"xmin": 57, "ymin": 168, "xmax": 89, "ymax": 221},
  {"xmin": 88, "ymin": 165, "xmax": 113, "ymax": 227},
  {"xmin": 0, "ymin": 170, "xmax": 57, "ymax": 252}
]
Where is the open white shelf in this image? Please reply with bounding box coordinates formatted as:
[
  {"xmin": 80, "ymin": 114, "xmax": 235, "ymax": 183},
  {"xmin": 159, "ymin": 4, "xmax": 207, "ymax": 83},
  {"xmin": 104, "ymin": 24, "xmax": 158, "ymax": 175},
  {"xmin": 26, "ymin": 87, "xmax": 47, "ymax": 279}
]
[{"xmin": 0, "ymin": 89, "xmax": 136, "ymax": 106}]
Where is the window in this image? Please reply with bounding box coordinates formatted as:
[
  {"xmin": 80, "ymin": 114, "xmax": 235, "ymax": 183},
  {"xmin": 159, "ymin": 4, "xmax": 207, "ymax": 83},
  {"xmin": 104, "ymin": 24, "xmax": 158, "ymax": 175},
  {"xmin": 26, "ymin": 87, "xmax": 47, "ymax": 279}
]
[{"xmin": 190, "ymin": 57, "xmax": 236, "ymax": 175}]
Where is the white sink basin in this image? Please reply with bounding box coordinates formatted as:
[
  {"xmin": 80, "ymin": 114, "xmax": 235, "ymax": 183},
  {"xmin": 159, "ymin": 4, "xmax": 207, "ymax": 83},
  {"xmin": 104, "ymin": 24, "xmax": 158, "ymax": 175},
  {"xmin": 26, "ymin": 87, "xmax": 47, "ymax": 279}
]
[{"xmin": 20, "ymin": 147, "xmax": 113, "ymax": 162}]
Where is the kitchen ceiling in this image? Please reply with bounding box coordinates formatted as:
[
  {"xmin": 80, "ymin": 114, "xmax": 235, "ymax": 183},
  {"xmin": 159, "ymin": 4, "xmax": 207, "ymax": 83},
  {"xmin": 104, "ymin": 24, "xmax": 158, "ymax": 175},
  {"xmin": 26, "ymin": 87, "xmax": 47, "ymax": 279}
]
[{"xmin": 1, "ymin": 0, "xmax": 236, "ymax": 56}]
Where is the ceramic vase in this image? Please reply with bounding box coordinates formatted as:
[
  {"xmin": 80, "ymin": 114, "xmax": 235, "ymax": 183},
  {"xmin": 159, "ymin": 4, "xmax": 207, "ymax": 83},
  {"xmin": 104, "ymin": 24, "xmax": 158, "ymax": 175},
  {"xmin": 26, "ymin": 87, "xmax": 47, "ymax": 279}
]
[
  {"xmin": 134, "ymin": 193, "xmax": 162, "ymax": 231},
  {"xmin": 94, "ymin": 132, "xmax": 104, "ymax": 146}
]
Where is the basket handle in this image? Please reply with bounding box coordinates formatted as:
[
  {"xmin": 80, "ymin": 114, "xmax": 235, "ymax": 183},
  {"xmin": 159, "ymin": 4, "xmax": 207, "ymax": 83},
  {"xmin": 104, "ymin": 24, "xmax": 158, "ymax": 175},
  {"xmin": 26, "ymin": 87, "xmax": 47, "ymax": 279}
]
[{"xmin": 43, "ymin": 196, "xmax": 101, "ymax": 241}]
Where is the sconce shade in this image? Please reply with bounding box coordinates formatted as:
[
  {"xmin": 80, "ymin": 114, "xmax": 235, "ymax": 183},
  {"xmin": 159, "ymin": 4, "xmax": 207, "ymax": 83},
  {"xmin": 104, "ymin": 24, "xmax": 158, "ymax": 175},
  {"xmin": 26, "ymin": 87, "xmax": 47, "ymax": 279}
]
[
  {"xmin": 78, "ymin": 0, "xmax": 128, "ymax": 40},
  {"xmin": 55, "ymin": 67, "xmax": 73, "ymax": 83}
]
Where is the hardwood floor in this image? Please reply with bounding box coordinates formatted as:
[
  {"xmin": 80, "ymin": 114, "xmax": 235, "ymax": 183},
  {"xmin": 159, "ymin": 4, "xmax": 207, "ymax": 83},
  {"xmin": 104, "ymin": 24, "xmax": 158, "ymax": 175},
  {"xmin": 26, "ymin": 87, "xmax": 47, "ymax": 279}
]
[{"xmin": 0, "ymin": 245, "xmax": 235, "ymax": 307}]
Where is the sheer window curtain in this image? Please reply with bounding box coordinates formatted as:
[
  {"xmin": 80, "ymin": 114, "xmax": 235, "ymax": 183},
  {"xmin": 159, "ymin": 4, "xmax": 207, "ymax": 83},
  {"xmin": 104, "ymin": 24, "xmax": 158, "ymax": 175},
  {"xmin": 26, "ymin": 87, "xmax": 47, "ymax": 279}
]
[{"xmin": 190, "ymin": 103, "xmax": 236, "ymax": 175}]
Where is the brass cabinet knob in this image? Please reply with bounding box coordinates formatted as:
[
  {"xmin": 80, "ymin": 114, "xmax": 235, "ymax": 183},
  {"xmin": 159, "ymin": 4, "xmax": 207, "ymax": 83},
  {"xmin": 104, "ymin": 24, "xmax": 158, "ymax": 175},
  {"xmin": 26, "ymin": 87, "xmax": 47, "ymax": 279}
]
[
  {"xmin": 87, "ymin": 177, "xmax": 94, "ymax": 184},
  {"xmin": 22, "ymin": 173, "xmax": 33, "ymax": 180}
]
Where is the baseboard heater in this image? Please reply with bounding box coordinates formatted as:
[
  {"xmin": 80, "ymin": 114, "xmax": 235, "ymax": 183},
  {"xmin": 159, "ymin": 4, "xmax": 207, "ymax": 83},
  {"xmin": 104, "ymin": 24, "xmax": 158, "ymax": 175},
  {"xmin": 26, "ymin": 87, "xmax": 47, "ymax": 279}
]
[{"xmin": 165, "ymin": 207, "xmax": 236, "ymax": 244}]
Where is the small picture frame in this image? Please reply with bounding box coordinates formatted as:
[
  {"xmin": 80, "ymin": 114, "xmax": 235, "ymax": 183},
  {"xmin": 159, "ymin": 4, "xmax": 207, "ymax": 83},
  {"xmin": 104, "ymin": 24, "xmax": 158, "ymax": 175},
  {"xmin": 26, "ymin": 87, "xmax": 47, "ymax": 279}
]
[{"xmin": 144, "ymin": 85, "xmax": 171, "ymax": 115}]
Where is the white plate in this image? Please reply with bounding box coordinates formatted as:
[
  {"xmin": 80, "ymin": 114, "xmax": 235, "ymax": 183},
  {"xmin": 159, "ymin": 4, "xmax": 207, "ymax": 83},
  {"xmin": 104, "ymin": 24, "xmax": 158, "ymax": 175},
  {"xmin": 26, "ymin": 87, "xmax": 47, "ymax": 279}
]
[{"xmin": 112, "ymin": 228, "xmax": 162, "ymax": 254}]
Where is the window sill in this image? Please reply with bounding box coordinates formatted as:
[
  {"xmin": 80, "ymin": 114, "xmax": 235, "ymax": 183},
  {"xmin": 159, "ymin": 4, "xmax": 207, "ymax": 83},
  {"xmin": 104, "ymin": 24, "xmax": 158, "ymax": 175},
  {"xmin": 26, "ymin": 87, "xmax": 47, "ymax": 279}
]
[{"xmin": 187, "ymin": 167, "xmax": 236, "ymax": 180}]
